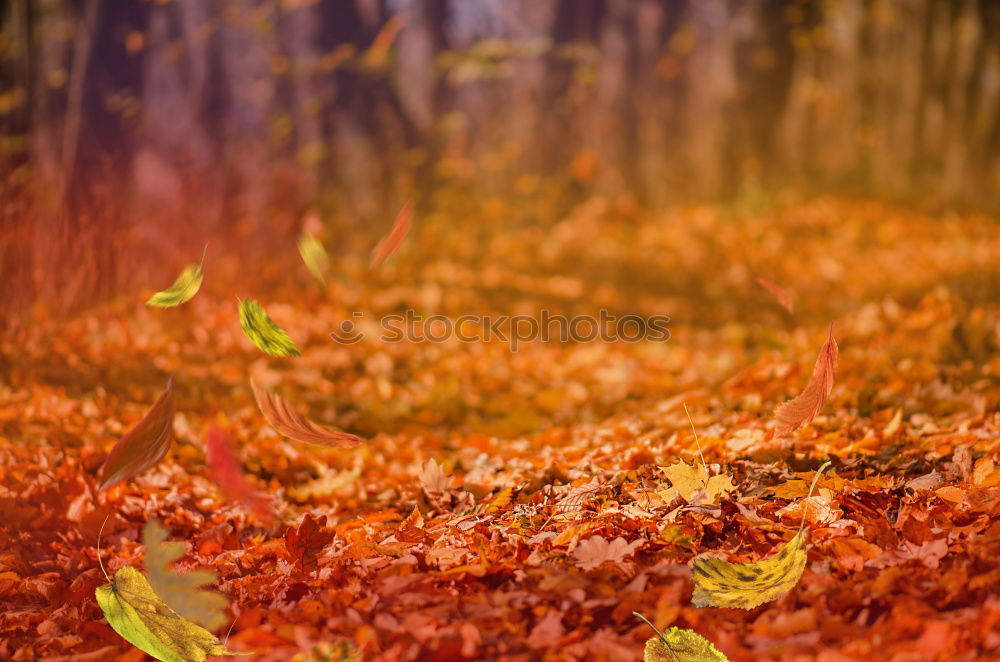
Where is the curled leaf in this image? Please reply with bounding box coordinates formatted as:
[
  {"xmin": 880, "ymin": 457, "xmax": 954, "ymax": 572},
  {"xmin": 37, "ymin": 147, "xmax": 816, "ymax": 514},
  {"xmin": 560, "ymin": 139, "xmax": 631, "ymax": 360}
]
[
  {"xmin": 206, "ymin": 427, "xmax": 275, "ymax": 524},
  {"xmin": 369, "ymin": 200, "xmax": 413, "ymax": 269},
  {"xmin": 251, "ymin": 378, "xmax": 363, "ymax": 448},
  {"xmin": 144, "ymin": 520, "xmax": 229, "ymax": 631},
  {"xmin": 297, "ymin": 231, "xmax": 329, "ymax": 285},
  {"xmin": 238, "ymin": 298, "xmax": 300, "ymax": 357},
  {"xmin": 146, "ymin": 247, "xmax": 206, "ymax": 307},
  {"xmin": 99, "ymin": 377, "xmax": 174, "ymax": 490},
  {"xmin": 96, "ymin": 566, "xmax": 249, "ymax": 662},
  {"xmin": 690, "ymin": 462, "xmax": 830, "ymax": 609},
  {"xmin": 754, "ymin": 277, "xmax": 793, "ymax": 313},
  {"xmin": 774, "ymin": 324, "xmax": 838, "ymax": 436}
]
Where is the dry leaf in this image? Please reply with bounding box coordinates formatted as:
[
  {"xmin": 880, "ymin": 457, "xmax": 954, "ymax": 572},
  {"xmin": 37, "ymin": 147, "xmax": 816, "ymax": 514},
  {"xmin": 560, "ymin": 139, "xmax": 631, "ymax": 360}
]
[
  {"xmin": 774, "ymin": 324, "xmax": 838, "ymax": 436},
  {"xmin": 251, "ymin": 378, "xmax": 363, "ymax": 448},
  {"xmin": 369, "ymin": 200, "xmax": 413, "ymax": 268},
  {"xmin": 572, "ymin": 535, "xmax": 642, "ymax": 571},
  {"xmin": 635, "ymin": 612, "xmax": 729, "ymax": 662},
  {"xmin": 99, "ymin": 377, "xmax": 174, "ymax": 490},
  {"xmin": 755, "ymin": 277, "xmax": 794, "ymax": 313},
  {"xmin": 206, "ymin": 426, "xmax": 275, "ymax": 523},
  {"xmin": 143, "ymin": 520, "xmax": 229, "ymax": 631},
  {"xmin": 658, "ymin": 460, "xmax": 734, "ymax": 506}
]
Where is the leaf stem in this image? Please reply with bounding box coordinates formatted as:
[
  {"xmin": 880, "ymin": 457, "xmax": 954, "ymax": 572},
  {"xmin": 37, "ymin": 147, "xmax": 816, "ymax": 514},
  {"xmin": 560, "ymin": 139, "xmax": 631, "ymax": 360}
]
[
  {"xmin": 633, "ymin": 612, "xmax": 681, "ymax": 662},
  {"xmin": 683, "ymin": 402, "xmax": 709, "ymax": 473},
  {"xmin": 798, "ymin": 460, "xmax": 832, "ymax": 536},
  {"xmin": 97, "ymin": 512, "xmax": 111, "ymax": 583}
]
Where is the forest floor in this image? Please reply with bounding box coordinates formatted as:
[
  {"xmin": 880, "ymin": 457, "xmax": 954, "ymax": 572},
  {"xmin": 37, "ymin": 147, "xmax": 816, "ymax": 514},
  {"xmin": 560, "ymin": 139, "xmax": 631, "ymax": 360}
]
[{"xmin": 2, "ymin": 197, "xmax": 1000, "ymax": 661}]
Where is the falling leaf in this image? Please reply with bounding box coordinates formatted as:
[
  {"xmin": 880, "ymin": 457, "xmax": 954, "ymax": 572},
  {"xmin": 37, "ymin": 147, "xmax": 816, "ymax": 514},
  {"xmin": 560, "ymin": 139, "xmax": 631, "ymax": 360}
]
[
  {"xmin": 205, "ymin": 426, "xmax": 275, "ymax": 523},
  {"xmin": 146, "ymin": 246, "xmax": 206, "ymax": 308},
  {"xmin": 143, "ymin": 520, "xmax": 229, "ymax": 631},
  {"xmin": 690, "ymin": 461, "xmax": 830, "ymax": 609},
  {"xmin": 774, "ymin": 324, "xmax": 838, "ymax": 436},
  {"xmin": 572, "ymin": 535, "xmax": 642, "ymax": 571},
  {"xmin": 634, "ymin": 613, "xmax": 728, "ymax": 662},
  {"xmin": 95, "ymin": 519, "xmax": 248, "ymax": 662},
  {"xmin": 297, "ymin": 231, "xmax": 329, "ymax": 285},
  {"xmin": 755, "ymin": 277, "xmax": 793, "ymax": 313},
  {"xmin": 369, "ymin": 200, "xmax": 413, "ymax": 268},
  {"xmin": 99, "ymin": 377, "xmax": 174, "ymax": 490},
  {"xmin": 96, "ymin": 566, "xmax": 247, "ymax": 662},
  {"xmin": 238, "ymin": 298, "xmax": 300, "ymax": 357},
  {"xmin": 250, "ymin": 378, "xmax": 363, "ymax": 448},
  {"xmin": 658, "ymin": 461, "xmax": 734, "ymax": 506}
]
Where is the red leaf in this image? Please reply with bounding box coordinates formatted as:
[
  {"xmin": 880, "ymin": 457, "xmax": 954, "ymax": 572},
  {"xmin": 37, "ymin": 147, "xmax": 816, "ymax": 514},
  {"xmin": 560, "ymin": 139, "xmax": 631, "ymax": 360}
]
[
  {"xmin": 755, "ymin": 277, "xmax": 794, "ymax": 313},
  {"xmin": 251, "ymin": 378, "xmax": 364, "ymax": 448},
  {"xmin": 206, "ymin": 426, "xmax": 274, "ymax": 524},
  {"xmin": 369, "ymin": 200, "xmax": 413, "ymax": 269},
  {"xmin": 284, "ymin": 514, "xmax": 334, "ymax": 571},
  {"xmin": 99, "ymin": 377, "xmax": 174, "ymax": 490},
  {"xmin": 774, "ymin": 324, "xmax": 838, "ymax": 436}
]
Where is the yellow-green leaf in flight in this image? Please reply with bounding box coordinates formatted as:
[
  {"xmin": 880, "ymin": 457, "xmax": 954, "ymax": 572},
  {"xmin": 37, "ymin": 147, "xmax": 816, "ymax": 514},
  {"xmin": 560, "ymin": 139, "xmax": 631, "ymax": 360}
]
[
  {"xmin": 237, "ymin": 298, "xmax": 300, "ymax": 357},
  {"xmin": 146, "ymin": 245, "xmax": 207, "ymax": 307},
  {"xmin": 143, "ymin": 520, "xmax": 229, "ymax": 631},
  {"xmin": 297, "ymin": 231, "xmax": 329, "ymax": 285},
  {"xmin": 94, "ymin": 519, "xmax": 250, "ymax": 662},
  {"xmin": 690, "ymin": 461, "xmax": 830, "ymax": 609},
  {"xmin": 634, "ymin": 612, "xmax": 728, "ymax": 662}
]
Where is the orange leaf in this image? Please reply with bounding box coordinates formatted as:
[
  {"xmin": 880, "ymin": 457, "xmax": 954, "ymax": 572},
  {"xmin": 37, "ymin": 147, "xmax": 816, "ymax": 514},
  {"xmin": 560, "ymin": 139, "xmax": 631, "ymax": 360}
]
[
  {"xmin": 774, "ymin": 324, "xmax": 838, "ymax": 436},
  {"xmin": 755, "ymin": 277, "xmax": 794, "ymax": 313},
  {"xmin": 369, "ymin": 201, "xmax": 413, "ymax": 269},
  {"xmin": 250, "ymin": 378, "xmax": 363, "ymax": 448},
  {"xmin": 99, "ymin": 377, "xmax": 174, "ymax": 490},
  {"xmin": 206, "ymin": 426, "xmax": 275, "ymax": 524}
]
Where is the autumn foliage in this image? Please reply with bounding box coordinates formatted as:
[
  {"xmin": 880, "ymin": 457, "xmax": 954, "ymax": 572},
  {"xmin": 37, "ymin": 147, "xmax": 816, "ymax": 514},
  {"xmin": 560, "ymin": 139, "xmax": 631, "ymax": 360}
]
[{"xmin": 1, "ymin": 198, "xmax": 1000, "ymax": 661}]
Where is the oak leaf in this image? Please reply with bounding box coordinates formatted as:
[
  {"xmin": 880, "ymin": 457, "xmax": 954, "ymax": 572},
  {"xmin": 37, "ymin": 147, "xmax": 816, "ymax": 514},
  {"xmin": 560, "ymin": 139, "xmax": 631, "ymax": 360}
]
[{"xmin": 143, "ymin": 520, "xmax": 229, "ymax": 631}]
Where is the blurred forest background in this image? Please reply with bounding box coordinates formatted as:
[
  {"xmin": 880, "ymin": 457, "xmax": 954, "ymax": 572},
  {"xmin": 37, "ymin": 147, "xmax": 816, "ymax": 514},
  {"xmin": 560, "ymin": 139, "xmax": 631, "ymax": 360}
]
[{"xmin": 2, "ymin": 0, "xmax": 1000, "ymax": 320}]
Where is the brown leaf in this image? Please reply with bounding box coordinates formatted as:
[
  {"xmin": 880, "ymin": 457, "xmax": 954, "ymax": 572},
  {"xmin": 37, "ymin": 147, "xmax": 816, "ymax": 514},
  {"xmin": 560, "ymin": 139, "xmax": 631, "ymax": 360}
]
[
  {"xmin": 250, "ymin": 378, "xmax": 363, "ymax": 449},
  {"xmin": 99, "ymin": 377, "xmax": 174, "ymax": 490},
  {"xmin": 206, "ymin": 427, "xmax": 275, "ymax": 524},
  {"xmin": 284, "ymin": 514, "xmax": 334, "ymax": 572},
  {"xmin": 572, "ymin": 535, "xmax": 642, "ymax": 571},
  {"xmin": 369, "ymin": 200, "xmax": 413, "ymax": 268},
  {"xmin": 774, "ymin": 324, "xmax": 838, "ymax": 436},
  {"xmin": 755, "ymin": 277, "xmax": 794, "ymax": 313}
]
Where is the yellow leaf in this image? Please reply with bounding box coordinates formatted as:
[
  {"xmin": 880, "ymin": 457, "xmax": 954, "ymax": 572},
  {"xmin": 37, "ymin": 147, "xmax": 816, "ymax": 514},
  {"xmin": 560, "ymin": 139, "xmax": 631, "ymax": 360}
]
[
  {"xmin": 238, "ymin": 298, "xmax": 300, "ymax": 357},
  {"xmin": 690, "ymin": 461, "xmax": 830, "ymax": 610},
  {"xmin": 635, "ymin": 613, "xmax": 729, "ymax": 661},
  {"xmin": 96, "ymin": 565, "xmax": 249, "ymax": 662},
  {"xmin": 658, "ymin": 461, "xmax": 734, "ymax": 506},
  {"xmin": 143, "ymin": 520, "xmax": 229, "ymax": 630},
  {"xmin": 146, "ymin": 246, "xmax": 207, "ymax": 308},
  {"xmin": 297, "ymin": 231, "xmax": 329, "ymax": 285},
  {"xmin": 485, "ymin": 487, "xmax": 513, "ymax": 514},
  {"xmin": 935, "ymin": 486, "xmax": 965, "ymax": 504}
]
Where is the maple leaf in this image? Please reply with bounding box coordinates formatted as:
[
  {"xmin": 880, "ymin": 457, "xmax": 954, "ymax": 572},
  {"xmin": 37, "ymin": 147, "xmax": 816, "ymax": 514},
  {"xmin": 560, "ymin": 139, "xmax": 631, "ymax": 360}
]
[
  {"xmin": 755, "ymin": 277, "xmax": 794, "ymax": 313},
  {"xmin": 284, "ymin": 514, "xmax": 334, "ymax": 572},
  {"xmin": 99, "ymin": 377, "xmax": 174, "ymax": 490},
  {"xmin": 658, "ymin": 461, "xmax": 734, "ymax": 506},
  {"xmin": 867, "ymin": 539, "xmax": 949, "ymax": 570},
  {"xmin": 572, "ymin": 535, "xmax": 642, "ymax": 571},
  {"xmin": 370, "ymin": 200, "xmax": 413, "ymax": 268},
  {"xmin": 251, "ymin": 378, "xmax": 363, "ymax": 448},
  {"xmin": 774, "ymin": 324, "xmax": 838, "ymax": 436},
  {"xmin": 143, "ymin": 520, "xmax": 229, "ymax": 631},
  {"xmin": 419, "ymin": 458, "xmax": 450, "ymax": 494},
  {"xmin": 205, "ymin": 426, "xmax": 274, "ymax": 524}
]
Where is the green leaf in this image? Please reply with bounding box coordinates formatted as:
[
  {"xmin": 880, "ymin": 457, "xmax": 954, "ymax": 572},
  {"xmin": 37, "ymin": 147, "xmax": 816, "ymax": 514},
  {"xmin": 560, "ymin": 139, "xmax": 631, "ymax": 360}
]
[
  {"xmin": 144, "ymin": 520, "xmax": 229, "ymax": 631},
  {"xmin": 96, "ymin": 566, "xmax": 250, "ymax": 662},
  {"xmin": 238, "ymin": 298, "xmax": 300, "ymax": 357},
  {"xmin": 634, "ymin": 613, "xmax": 728, "ymax": 662},
  {"xmin": 297, "ymin": 231, "xmax": 329, "ymax": 285}
]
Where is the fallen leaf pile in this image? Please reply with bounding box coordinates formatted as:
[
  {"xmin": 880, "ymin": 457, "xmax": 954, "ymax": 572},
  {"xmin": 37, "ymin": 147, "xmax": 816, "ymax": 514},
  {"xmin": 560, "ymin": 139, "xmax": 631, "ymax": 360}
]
[{"xmin": 1, "ymin": 198, "xmax": 999, "ymax": 661}]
